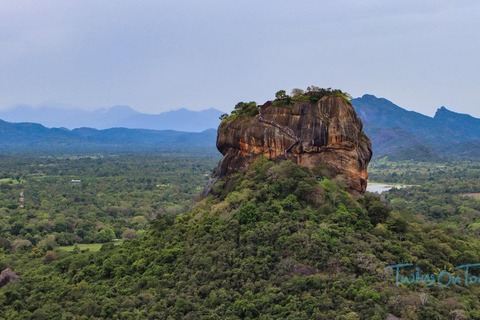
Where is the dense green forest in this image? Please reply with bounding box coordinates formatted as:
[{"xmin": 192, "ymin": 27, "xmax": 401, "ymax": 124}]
[
  {"xmin": 1, "ymin": 153, "xmax": 480, "ymax": 319},
  {"xmin": 369, "ymin": 159, "xmax": 480, "ymax": 235},
  {"xmin": 0, "ymin": 152, "xmax": 219, "ymax": 252}
]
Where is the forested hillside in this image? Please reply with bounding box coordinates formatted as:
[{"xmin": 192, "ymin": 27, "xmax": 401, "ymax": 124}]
[
  {"xmin": 2, "ymin": 157, "xmax": 480, "ymax": 319},
  {"xmin": 0, "ymin": 120, "xmax": 217, "ymax": 153}
]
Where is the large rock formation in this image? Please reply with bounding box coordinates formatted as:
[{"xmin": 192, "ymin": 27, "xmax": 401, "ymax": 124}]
[
  {"xmin": 0, "ymin": 268, "xmax": 19, "ymax": 289},
  {"xmin": 204, "ymin": 95, "xmax": 372, "ymax": 196}
]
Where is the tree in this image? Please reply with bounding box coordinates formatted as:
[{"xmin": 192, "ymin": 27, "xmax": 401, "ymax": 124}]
[
  {"xmin": 121, "ymin": 229, "xmax": 137, "ymax": 239},
  {"xmin": 37, "ymin": 235, "xmax": 58, "ymax": 250},
  {"xmin": 43, "ymin": 251, "xmax": 58, "ymax": 264},
  {"xmin": 275, "ymin": 90, "xmax": 288, "ymax": 100},
  {"xmin": 281, "ymin": 194, "xmax": 300, "ymax": 211},
  {"xmin": 237, "ymin": 203, "xmax": 259, "ymax": 224},
  {"xmin": 233, "ymin": 101, "xmax": 258, "ymax": 116},
  {"xmin": 11, "ymin": 239, "xmax": 32, "ymax": 253},
  {"xmin": 306, "ymin": 85, "xmax": 321, "ymax": 93},
  {"xmin": 96, "ymin": 228, "xmax": 115, "ymax": 243},
  {"xmin": 290, "ymin": 88, "xmax": 304, "ymax": 97},
  {"xmin": 367, "ymin": 202, "xmax": 390, "ymax": 225},
  {"xmin": 0, "ymin": 237, "xmax": 11, "ymax": 252}
]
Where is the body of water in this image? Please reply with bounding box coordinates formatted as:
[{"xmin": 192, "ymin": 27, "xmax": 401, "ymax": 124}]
[{"xmin": 366, "ymin": 183, "xmax": 408, "ymax": 193}]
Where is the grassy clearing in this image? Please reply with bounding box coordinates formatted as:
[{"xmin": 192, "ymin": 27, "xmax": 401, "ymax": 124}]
[
  {"xmin": 60, "ymin": 239, "xmax": 124, "ymax": 252},
  {"xmin": 0, "ymin": 178, "xmax": 20, "ymax": 184},
  {"xmin": 460, "ymin": 193, "xmax": 480, "ymax": 199}
]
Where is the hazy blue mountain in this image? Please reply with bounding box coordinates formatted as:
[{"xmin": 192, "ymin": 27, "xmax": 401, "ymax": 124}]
[
  {"xmin": 438, "ymin": 140, "xmax": 480, "ymax": 160},
  {"xmin": 3, "ymin": 95, "xmax": 480, "ymax": 160},
  {"xmin": 352, "ymin": 94, "xmax": 480, "ymax": 159},
  {"xmin": 0, "ymin": 105, "xmax": 223, "ymax": 132},
  {"xmin": 0, "ymin": 105, "xmax": 140, "ymax": 129},
  {"xmin": 362, "ymin": 123, "xmax": 427, "ymax": 157},
  {"xmin": 113, "ymin": 108, "xmax": 223, "ymax": 132},
  {"xmin": 434, "ymin": 106, "xmax": 480, "ymax": 141},
  {"xmin": 352, "ymin": 94, "xmax": 452, "ymax": 144},
  {"xmin": 0, "ymin": 105, "xmax": 91, "ymax": 128},
  {"xmin": 352, "ymin": 94, "xmax": 433, "ymax": 128},
  {"xmin": 386, "ymin": 145, "xmax": 445, "ymax": 162},
  {"xmin": 0, "ymin": 119, "xmax": 217, "ymax": 153}
]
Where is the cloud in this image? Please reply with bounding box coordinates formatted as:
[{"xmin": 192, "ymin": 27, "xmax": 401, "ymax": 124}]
[{"xmin": 0, "ymin": 1, "xmax": 479, "ymax": 116}]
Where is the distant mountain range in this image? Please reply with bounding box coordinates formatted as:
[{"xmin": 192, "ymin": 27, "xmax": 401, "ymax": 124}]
[
  {"xmin": 1, "ymin": 95, "xmax": 479, "ymax": 160},
  {"xmin": 0, "ymin": 105, "xmax": 223, "ymax": 132},
  {"xmin": 0, "ymin": 119, "xmax": 217, "ymax": 154},
  {"xmin": 351, "ymin": 94, "xmax": 480, "ymax": 159}
]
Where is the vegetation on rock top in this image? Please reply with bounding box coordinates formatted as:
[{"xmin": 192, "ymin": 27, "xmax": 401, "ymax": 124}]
[
  {"xmin": 220, "ymin": 101, "xmax": 258, "ymax": 123},
  {"xmin": 273, "ymin": 86, "xmax": 353, "ymax": 107},
  {"xmin": 220, "ymin": 87, "xmax": 353, "ymax": 122}
]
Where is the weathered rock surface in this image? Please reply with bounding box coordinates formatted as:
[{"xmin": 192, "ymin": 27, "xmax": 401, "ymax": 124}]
[
  {"xmin": 204, "ymin": 95, "xmax": 372, "ymax": 196},
  {"xmin": 0, "ymin": 268, "xmax": 19, "ymax": 289},
  {"xmin": 290, "ymin": 264, "xmax": 318, "ymax": 276}
]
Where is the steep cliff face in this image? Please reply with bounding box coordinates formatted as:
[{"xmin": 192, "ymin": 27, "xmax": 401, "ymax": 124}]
[{"xmin": 205, "ymin": 95, "xmax": 372, "ymax": 196}]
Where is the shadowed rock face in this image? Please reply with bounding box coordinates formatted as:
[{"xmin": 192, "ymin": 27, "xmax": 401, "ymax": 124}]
[
  {"xmin": 204, "ymin": 95, "xmax": 372, "ymax": 196},
  {"xmin": 0, "ymin": 268, "xmax": 19, "ymax": 289}
]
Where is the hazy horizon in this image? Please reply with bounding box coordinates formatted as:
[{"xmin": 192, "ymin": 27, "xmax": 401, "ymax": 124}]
[
  {"xmin": 0, "ymin": 103, "xmax": 222, "ymax": 116},
  {"xmin": 1, "ymin": 94, "xmax": 478, "ymax": 121},
  {"xmin": 1, "ymin": 1, "xmax": 479, "ymax": 117}
]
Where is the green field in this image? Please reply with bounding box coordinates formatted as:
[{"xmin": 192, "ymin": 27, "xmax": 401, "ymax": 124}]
[
  {"xmin": 60, "ymin": 240, "xmax": 124, "ymax": 252},
  {"xmin": 0, "ymin": 178, "xmax": 20, "ymax": 184}
]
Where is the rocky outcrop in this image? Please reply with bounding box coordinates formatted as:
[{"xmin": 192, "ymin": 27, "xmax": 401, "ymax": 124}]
[
  {"xmin": 0, "ymin": 268, "xmax": 19, "ymax": 289},
  {"xmin": 290, "ymin": 264, "xmax": 318, "ymax": 276},
  {"xmin": 204, "ymin": 95, "xmax": 372, "ymax": 196}
]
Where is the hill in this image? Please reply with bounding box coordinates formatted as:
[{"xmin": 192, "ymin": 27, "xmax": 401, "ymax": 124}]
[
  {"xmin": 0, "ymin": 105, "xmax": 140, "ymax": 130},
  {"xmin": 444, "ymin": 140, "xmax": 480, "ymax": 159},
  {"xmin": 362, "ymin": 123, "xmax": 426, "ymax": 156},
  {"xmin": 351, "ymin": 95, "xmax": 480, "ymax": 159},
  {"xmin": 0, "ymin": 105, "xmax": 223, "ymax": 132},
  {"xmin": 2, "ymin": 88, "xmax": 480, "ymax": 319},
  {"xmin": 2, "ymin": 159, "xmax": 480, "ymax": 319},
  {"xmin": 3, "ymin": 94, "xmax": 480, "ymax": 160},
  {"xmin": 352, "ymin": 94, "xmax": 438, "ymax": 140},
  {"xmin": 114, "ymin": 107, "xmax": 223, "ymax": 132},
  {"xmin": 434, "ymin": 106, "xmax": 480, "ymax": 141},
  {"xmin": 0, "ymin": 119, "xmax": 217, "ymax": 153},
  {"xmin": 384, "ymin": 145, "xmax": 445, "ymax": 162}
]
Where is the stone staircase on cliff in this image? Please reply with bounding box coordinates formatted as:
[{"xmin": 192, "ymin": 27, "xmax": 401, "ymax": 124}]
[{"xmin": 258, "ymin": 105, "xmax": 300, "ymax": 159}]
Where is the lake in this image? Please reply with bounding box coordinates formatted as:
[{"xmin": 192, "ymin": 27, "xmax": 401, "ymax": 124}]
[{"xmin": 366, "ymin": 182, "xmax": 408, "ymax": 193}]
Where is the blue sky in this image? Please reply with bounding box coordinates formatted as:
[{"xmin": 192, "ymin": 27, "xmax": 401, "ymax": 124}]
[{"xmin": 1, "ymin": 0, "xmax": 479, "ymax": 117}]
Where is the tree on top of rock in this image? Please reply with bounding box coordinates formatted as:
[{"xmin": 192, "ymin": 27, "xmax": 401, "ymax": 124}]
[{"xmin": 275, "ymin": 90, "xmax": 289, "ymax": 100}]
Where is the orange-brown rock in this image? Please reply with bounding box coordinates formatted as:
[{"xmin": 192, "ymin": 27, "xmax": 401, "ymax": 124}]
[{"xmin": 204, "ymin": 95, "xmax": 372, "ymax": 196}]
